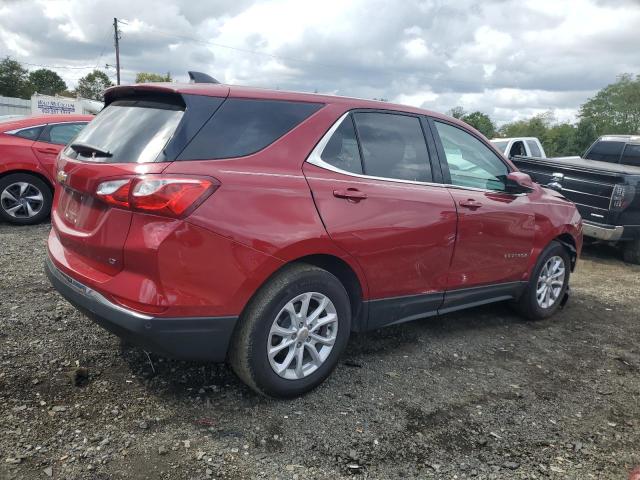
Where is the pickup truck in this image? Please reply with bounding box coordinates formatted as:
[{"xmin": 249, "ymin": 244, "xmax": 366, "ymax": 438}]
[
  {"xmin": 511, "ymin": 135, "xmax": 640, "ymax": 263},
  {"xmin": 491, "ymin": 137, "xmax": 546, "ymax": 159}
]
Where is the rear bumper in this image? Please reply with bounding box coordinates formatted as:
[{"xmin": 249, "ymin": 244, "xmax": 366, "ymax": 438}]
[
  {"xmin": 45, "ymin": 257, "xmax": 237, "ymax": 362},
  {"xmin": 582, "ymin": 221, "xmax": 625, "ymax": 241}
]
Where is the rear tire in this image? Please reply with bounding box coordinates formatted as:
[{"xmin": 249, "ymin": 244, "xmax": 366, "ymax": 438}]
[
  {"xmin": 622, "ymin": 239, "xmax": 640, "ymax": 265},
  {"xmin": 228, "ymin": 263, "xmax": 351, "ymax": 398},
  {"xmin": 0, "ymin": 173, "xmax": 52, "ymax": 225},
  {"xmin": 514, "ymin": 241, "xmax": 571, "ymax": 321}
]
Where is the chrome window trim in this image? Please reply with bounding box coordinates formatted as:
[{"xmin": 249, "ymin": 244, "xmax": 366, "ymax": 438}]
[
  {"xmin": 306, "ymin": 112, "xmax": 517, "ymax": 195},
  {"xmin": 5, "ymin": 120, "xmax": 88, "ymax": 136},
  {"xmin": 4, "ymin": 124, "xmax": 49, "ymax": 135}
]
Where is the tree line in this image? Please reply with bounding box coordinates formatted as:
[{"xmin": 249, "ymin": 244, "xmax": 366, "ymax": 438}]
[
  {"xmin": 1, "ymin": 55, "xmax": 638, "ymax": 156},
  {"xmin": 0, "ymin": 56, "xmax": 171, "ymax": 102},
  {"xmin": 448, "ymin": 74, "xmax": 640, "ymax": 156}
]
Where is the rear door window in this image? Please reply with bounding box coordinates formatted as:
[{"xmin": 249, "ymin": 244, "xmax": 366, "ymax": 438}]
[
  {"xmin": 44, "ymin": 122, "xmax": 87, "ymax": 145},
  {"xmin": 178, "ymin": 99, "xmax": 323, "ymax": 160},
  {"xmin": 621, "ymin": 144, "xmax": 640, "ymax": 167},
  {"xmin": 320, "ymin": 115, "xmax": 363, "ymax": 174},
  {"xmin": 585, "ymin": 141, "xmax": 624, "ymax": 163},
  {"xmin": 64, "ymin": 99, "xmax": 184, "ymax": 163},
  {"xmin": 12, "ymin": 126, "xmax": 44, "ymax": 141},
  {"xmin": 352, "ymin": 112, "xmax": 432, "ymax": 182}
]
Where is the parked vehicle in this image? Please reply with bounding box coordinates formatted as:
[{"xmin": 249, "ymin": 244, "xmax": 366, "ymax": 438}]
[
  {"xmin": 512, "ymin": 135, "xmax": 640, "ymax": 263},
  {"xmin": 45, "ymin": 78, "xmax": 582, "ymax": 397},
  {"xmin": 491, "ymin": 137, "xmax": 547, "ymax": 159},
  {"xmin": 0, "ymin": 114, "xmax": 93, "ymax": 224}
]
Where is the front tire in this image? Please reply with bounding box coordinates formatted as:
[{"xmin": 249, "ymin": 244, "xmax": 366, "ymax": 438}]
[
  {"xmin": 514, "ymin": 241, "xmax": 571, "ymax": 320},
  {"xmin": 0, "ymin": 173, "xmax": 52, "ymax": 225},
  {"xmin": 622, "ymin": 239, "xmax": 640, "ymax": 264},
  {"xmin": 228, "ymin": 263, "xmax": 351, "ymax": 398}
]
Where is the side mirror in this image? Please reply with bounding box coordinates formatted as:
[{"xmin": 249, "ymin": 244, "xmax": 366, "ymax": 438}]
[{"xmin": 505, "ymin": 171, "xmax": 535, "ymax": 193}]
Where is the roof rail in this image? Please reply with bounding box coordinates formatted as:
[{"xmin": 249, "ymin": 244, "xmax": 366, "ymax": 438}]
[{"xmin": 188, "ymin": 71, "xmax": 220, "ymax": 84}]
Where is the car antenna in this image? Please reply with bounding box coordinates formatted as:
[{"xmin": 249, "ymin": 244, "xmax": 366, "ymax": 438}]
[{"xmin": 188, "ymin": 71, "xmax": 220, "ymax": 84}]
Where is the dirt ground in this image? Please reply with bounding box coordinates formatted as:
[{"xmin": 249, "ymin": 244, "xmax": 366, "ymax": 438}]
[{"xmin": 0, "ymin": 222, "xmax": 639, "ymax": 480}]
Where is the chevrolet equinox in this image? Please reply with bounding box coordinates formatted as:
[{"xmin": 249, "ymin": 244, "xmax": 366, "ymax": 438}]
[{"xmin": 46, "ymin": 79, "xmax": 583, "ymax": 397}]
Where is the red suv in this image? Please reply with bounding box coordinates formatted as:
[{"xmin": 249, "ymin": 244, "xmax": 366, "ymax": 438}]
[
  {"xmin": 46, "ymin": 80, "xmax": 582, "ymax": 397},
  {"xmin": 0, "ymin": 114, "xmax": 92, "ymax": 224}
]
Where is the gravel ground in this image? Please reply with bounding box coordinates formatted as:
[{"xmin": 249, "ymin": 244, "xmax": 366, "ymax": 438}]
[{"xmin": 1, "ymin": 223, "xmax": 639, "ymax": 480}]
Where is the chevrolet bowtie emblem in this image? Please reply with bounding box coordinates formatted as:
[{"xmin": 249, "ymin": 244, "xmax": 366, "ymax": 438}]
[{"xmin": 57, "ymin": 170, "xmax": 68, "ymax": 184}]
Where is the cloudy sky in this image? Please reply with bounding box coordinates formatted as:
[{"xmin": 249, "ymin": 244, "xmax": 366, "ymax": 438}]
[{"xmin": 1, "ymin": 0, "xmax": 639, "ymax": 124}]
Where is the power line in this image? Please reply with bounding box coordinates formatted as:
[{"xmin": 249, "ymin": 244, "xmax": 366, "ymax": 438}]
[
  {"xmin": 146, "ymin": 26, "xmax": 342, "ymax": 71},
  {"xmin": 93, "ymin": 25, "xmax": 114, "ymax": 69},
  {"xmin": 6, "ymin": 58, "xmax": 98, "ymax": 70}
]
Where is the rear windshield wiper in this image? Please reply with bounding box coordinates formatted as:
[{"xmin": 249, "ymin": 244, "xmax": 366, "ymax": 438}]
[{"xmin": 70, "ymin": 142, "xmax": 113, "ymax": 158}]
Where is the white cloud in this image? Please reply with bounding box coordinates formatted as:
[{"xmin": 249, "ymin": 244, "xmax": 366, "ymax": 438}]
[{"xmin": 0, "ymin": 0, "xmax": 638, "ymax": 124}]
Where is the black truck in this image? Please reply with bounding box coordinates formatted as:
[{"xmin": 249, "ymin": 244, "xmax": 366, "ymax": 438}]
[{"xmin": 511, "ymin": 135, "xmax": 640, "ymax": 263}]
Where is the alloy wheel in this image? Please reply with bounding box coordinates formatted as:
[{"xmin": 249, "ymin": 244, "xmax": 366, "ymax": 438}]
[
  {"xmin": 536, "ymin": 255, "xmax": 566, "ymax": 309},
  {"xmin": 0, "ymin": 182, "xmax": 44, "ymax": 219},
  {"xmin": 267, "ymin": 292, "xmax": 338, "ymax": 380}
]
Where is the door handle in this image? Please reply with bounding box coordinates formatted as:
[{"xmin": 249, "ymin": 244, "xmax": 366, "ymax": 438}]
[
  {"xmin": 35, "ymin": 147, "xmax": 59, "ymax": 154},
  {"xmin": 333, "ymin": 188, "xmax": 368, "ymax": 201},
  {"xmin": 459, "ymin": 198, "xmax": 482, "ymax": 210}
]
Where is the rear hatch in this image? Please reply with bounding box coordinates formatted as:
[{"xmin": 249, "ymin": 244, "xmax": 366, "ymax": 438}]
[
  {"xmin": 52, "ymin": 91, "xmax": 202, "ymax": 275},
  {"xmin": 513, "ymin": 156, "xmax": 630, "ymax": 224}
]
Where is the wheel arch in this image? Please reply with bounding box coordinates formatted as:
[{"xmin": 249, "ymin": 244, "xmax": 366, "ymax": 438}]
[
  {"xmin": 292, "ymin": 254, "xmax": 364, "ymax": 329},
  {"xmin": 0, "ymin": 169, "xmax": 54, "ymax": 194},
  {"xmin": 554, "ymin": 232, "xmax": 578, "ymax": 271},
  {"xmin": 240, "ymin": 252, "xmax": 367, "ymax": 332}
]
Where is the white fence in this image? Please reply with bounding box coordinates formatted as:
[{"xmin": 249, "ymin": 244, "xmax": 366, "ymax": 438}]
[
  {"xmin": 0, "ymin": 94, "xmax": 103, "ymax": 117},
  {"xmin": 0, "ymin": 95, "xmax": 31, "ymax": 116}
]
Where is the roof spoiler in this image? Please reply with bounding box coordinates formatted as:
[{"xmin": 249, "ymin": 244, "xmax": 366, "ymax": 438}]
[{"xmin": 188, "ymin": 71, "xmax": 220, "ymax": 84}]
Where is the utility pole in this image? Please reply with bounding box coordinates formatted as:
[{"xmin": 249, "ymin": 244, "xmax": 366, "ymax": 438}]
[{"xmin": 113, "ymin": 17, "xmax": 121, "ymax": 85}]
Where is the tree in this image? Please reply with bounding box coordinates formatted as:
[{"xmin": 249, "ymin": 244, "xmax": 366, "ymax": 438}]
[
  {"xmin": 447, "ymin": 106, "xmax": 466, "ymax": 119},
  {"xmin": 74, "ymin": 70, "xmax": 112, "ymax": 101},
  {"xmin": 499, "ymin": 111, "xmax": 554, "ymax": 141},
  {"xmin": 135, "ymin": 72, "xmax": 172, "ymax": 83},
  {"xmin": 574, "ymin": 118, "xmax": 598, "ymax": 155},
  {"xmin": 577, "ymin": 73, "xmax": 640, "ymax": 149},
  {"xmin": 544, "ymin": 123, "xmax": 578, "ymax": 157},
  {"xmin": 0, "ymin": 57, "xmax": 31, "ymax": 98},
  {"xmin": 28, "ymin": 68, "xmax": 67, "ymax": 96},
  {"xmin": 461, "ymin": 111, "xmax": 496, "ymax": 138}
]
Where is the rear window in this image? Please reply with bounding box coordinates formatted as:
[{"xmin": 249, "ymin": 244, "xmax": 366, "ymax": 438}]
[
  {"xmin": 585, "ymin": 140, "xmax": 625, "ymax": 163},
  {"xmin": 178, "ymin": 98, "xmax": 323, "ymax": 160},
  {"xmin": 621, "ymin": 143, "xmax": 640, "ymax": 167},
  {"xmin": 64, "ymin": 99, "xmax": 184, "ymax": 163}
]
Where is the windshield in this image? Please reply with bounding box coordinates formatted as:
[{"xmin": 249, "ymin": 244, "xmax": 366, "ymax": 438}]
[
  {"xmin": 490, "ymin": 140, "xmax": 508, "ymax": 153},
  {"xmin": 64, "ymin": 99, "xmax": 184, "ymax": 163}
]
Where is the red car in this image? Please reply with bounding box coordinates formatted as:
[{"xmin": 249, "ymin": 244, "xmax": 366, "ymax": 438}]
[
  {"xmin": 45, "ymin": 80, "xmax": 582, "ymax": 397},
  {"xmin": 0, "ymin": 114, "xmax": 93, "ymax": 224}
]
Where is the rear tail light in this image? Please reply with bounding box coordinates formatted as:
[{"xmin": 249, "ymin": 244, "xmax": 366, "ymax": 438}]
[
  {"xmin": 610, "ymin": 183, "xmax": 635, "ymax": 211},
  {"xmin": 95, "ymin": 175, "xmax": 218, "ymax": 218},
  {"xmin": 95, "ymin": 179, "xmax": 131, "ymax": 208}
]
